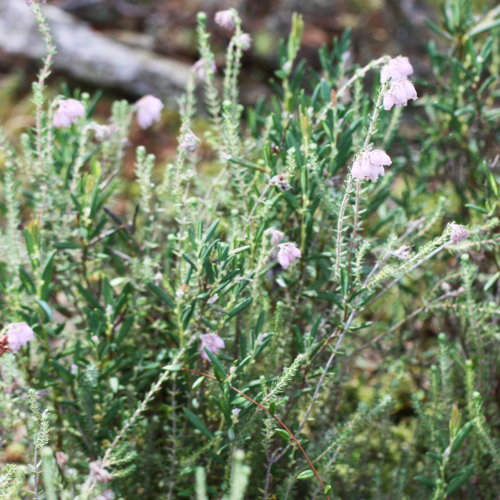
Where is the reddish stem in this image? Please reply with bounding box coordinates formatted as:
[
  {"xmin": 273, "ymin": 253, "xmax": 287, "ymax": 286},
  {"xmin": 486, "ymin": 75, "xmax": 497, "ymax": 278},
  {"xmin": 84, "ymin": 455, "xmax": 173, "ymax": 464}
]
[{"xmin": 183, "ymin": 368, "xmax": 331, "ymax": 499}]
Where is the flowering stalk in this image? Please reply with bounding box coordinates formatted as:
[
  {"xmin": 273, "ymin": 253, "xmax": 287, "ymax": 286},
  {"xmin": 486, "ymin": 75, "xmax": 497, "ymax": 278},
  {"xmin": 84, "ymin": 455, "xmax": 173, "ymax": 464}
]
[
  {"xmin": 70, "ymin": 122, "xmax": 92, "ymax": 195},
  {"xmin": 352, "ymin": 80, "xmax": 389, "ymax": 243},
  {"xmin": 223, "ymin": 12, "xmax": 243, "ymax": 121},
  {"xmin": 333, "ymin": 173, "xmax": 354, "ymax": 278},
  {"xmin": 281, "ymin": 13, "xmax": 304, "ymax": 113},
  {"xmin": 196, "ymin": 13, "xmax": 222, "ymax": 130},
  {"xmin": 29, "ymin": 2, "xmax": 56, "ymax": 232},
  {"xmin": 314, "ymin": 56, "xmax": 390, "ymax": 127},
  {"xmin": 30, "ymin": 2, "xmax": 56, "ymax": 171}
]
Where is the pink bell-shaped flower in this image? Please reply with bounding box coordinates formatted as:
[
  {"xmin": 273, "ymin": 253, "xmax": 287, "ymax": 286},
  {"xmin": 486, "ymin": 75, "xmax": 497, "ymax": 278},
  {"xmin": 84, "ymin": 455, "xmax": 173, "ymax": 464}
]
[
  {"xmin": 214, "ymin": 9, "xmax": 236, "ymax": 30},
  {"xmin": 200, "ymin": 333, "xmax": 225, "ymax": 361},
  {"xmin": 266, "ymin": 228, "xmax": 285, "ymax": 245},
  {"xmin": 5, "ymin": 322, "xmax": 35, "ymax": 352},
  {"xmin": 351, "ymin": 149, "xmax": 392, "ymax": 182},
  {"xmin": 237, "ymin": 33, "xmax": 252, "ymax": 51},
  {"xmin": 383, "ymin": 79, "xmax": 418, "ymax": 110},
  {"xmin": 134, "ymin": 95, "xmax": 163, "ymax": 129},
  {"xmin": 277, "ymin": 242, "xmax": 302, "ymax": 269},
  {"xmin": 53, "ymin": 99, "xmax": 85, "ymax": 128},
  {"xmin": 381, "ymin": 56, "xmax": 414, "ymax": 83}
]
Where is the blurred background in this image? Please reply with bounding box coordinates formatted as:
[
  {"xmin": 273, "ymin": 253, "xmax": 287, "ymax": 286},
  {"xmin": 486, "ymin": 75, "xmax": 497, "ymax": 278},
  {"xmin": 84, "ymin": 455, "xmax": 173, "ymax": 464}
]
[{"xmin": 0, "ymin": 0, "xmax": 496, "ymax": 168}]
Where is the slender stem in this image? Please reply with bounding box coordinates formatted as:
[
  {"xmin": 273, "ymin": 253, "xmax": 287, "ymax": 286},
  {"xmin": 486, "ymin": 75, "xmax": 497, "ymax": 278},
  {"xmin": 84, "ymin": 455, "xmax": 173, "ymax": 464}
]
[
  {"xmin": 335, "ymin": 80, "xmax": 388, "ymax": 276},
  {"xmin": 263, "ymin": 450, "xmax": 279, "ymax": 499},
  {"xmin": 183, "ymin": 368, "xmax": 331, "ymax": 499},
  {"xmin": 348, "ymin": 289, "xmax": 465, "ymax": 357},
  {"xmin": 280, "ymin": 240, "xmax": 451, "ymax": 467},
  {"xmin": 352, "ymin": 179, "xmax": 361, "ymax": 244},
  {"xmin": 368, "ymin": 243, "xmax": 448, "ymax": 303},
  {"xmin": 275, "ymin": 309, "xmax": 356, "ymax": 464},
  {"xmin": 33, "ymin": 446, "xmax": 40, "ymax": 499},
  {"xmin": 248, "ymin": 182, "xmax": 272, "ymax": 221},
  {"xmin": 334, "ymin": 174, "xmax": 354, "ymax": 277},
  {"xmin": 80, "ymin": 346, "xmax": 189, "ymax": 499},
  {"xmin": 167, "ymin": 378, "xmax": 179, "ymax": 500},
  {"xmin": 107, "ymin": 348, "xmax": 187, "ymax": 459},
  {"xmin": 350, "ymin": 80, "xmax": 389, "ymax": 252},
  {"xmin": 314, "ymin": 56, "xmax": 390, "ymax": 127},
  {"xmin": 362, "ymin": 82, "xmax": 388, "ymax": 151}
]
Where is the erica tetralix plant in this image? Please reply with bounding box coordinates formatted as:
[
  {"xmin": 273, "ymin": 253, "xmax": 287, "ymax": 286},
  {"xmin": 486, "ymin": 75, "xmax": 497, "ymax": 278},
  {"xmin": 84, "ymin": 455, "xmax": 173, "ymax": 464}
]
[{"xmin": 2, "ymin": 1, "xmax": 499, "ymax": 499}]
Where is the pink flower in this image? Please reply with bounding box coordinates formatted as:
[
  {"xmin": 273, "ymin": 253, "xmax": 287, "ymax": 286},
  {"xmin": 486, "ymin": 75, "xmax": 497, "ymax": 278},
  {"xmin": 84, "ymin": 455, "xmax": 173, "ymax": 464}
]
[
  {"xmin": 53, "ymin": 99, "xmax": 85, "ymax": 128},
  {"xmin": 381, "ymin": 56, "xmax": 414, "ymax": 83},
  {"xmin": 134, "ymin": 95, "xmax": 163, "ymax": 129},
  {"xmin": 200, "ymin": 333, "xmax": 225, "ymax": 361},
  {"xmin": 232, "ymin": 408, "xmax": 241, "ymax": 416},
  {"xmin": 89, "ymin": 460, "xmax": 113, "ymax": 483},
  {"xmin": 266, "ymin": 228, "xmax": 285, "ymax": 245},
  {"xmin": 277, "ymin": 242, "xmax": 301, "ymax": 269},
  {"xmin": 237, "ymin": 33, "xmax": 252, "ymax": 51},
  {"xmin": 351, "ymin": 149, "xmax": 392, "ymax": 182},
  {"xmin": 449, "ymin": 223, "xmax": 468, "ymax": 244},
  {"xmin": 383, "ymin": 79, "xmax": 418, "ymax": 110},
  {"xmin": 192, "ymin": 58, "xmax": 216, "ymax": 81},
  {"xmin": 5, "ymin": 322, "xmax": 35, "ymax": 352},
  {"xmin": 215, "ymin": 9, "xmax": 236, "ymax": 30}
]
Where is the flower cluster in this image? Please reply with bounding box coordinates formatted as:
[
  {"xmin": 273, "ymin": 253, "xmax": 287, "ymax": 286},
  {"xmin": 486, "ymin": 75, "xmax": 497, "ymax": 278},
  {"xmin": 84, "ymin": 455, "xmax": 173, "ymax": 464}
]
[
  {"xmin": 380, "ymin": 56, "xmax": 413, "ymax": 83},
  {"xmin": 1, "ymin": 322, "xmax": 35, "ymax": 353},
  {"xmin": 266, "ymin": 229, "xmax": 301, "ymax": 269},
  {"xmin": 449, "ymin": 223, "xmax": 468, "ymax": 244},
  {"xmin": 95, "ymin": 488, "xmax": 115, "ymax": 500},
  {"xmin": 236, "ymin": 33, "xmax": 252, "ymax": 51},
  {"xmin": 381, "ymin": 56, "xmax": 418, "ymax": 110},
  {"xmin": 349, "ymin": 56, "xmax": 417, "ymax": 182},
  {"xmin": 53, "ymin": 98, "xmax": 85, "ymax": 128},
  {"xmin": 95, "ymin": 490, "xmax": 115, "ymax": 500},
  {"xmin": 200, "ymin": 333, "xmax": 225, "ymax": 361},
  {"xmin": 134, "ymin": 95, "xmax": 163, "ymax": 129},
  {"xmin": 383, "ymin": 79, "xmax": 418, "ymax": 110},
  {"xmin": 214, "ymin": 9, "xmax": 236, "ymax": 30},
  {"xmin": 55, "ymin": 451, "xmax": 69, "ymax": 468},
  {"xmin": 277, "ymin": 242, "xmax": 302, "ymax": 269},
  {"xmin": 351, "ymin": 149, "xmax": 392, "ymax": 182},
  {"xmin": 265, "ymin": 228, "xmax": 285, "ymax": 245}
]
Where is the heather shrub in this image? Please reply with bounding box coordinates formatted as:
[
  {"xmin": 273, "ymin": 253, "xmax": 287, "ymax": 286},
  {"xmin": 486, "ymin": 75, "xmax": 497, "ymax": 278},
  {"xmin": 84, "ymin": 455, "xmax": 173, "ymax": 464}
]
[{"xmin": 0, "ymin": 2, "xmax": 499, "ymax": 499}]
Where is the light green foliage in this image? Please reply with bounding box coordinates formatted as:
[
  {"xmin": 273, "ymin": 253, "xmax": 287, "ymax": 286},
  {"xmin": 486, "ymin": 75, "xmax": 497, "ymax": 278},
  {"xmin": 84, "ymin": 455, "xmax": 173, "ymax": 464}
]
[
  {"xmin": 0, "ymin": 1, "xmax": 498, "ymax": 499},
  {"xmin": 0, "ymin": 464, "xmax": 25, "ymax": 500},
  {"xmin": 226, "ymin": 449, "xmax": 251, "ymax": 500}
]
